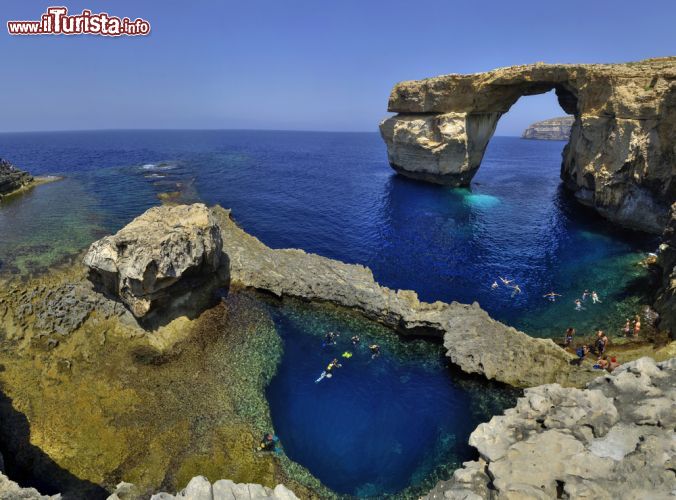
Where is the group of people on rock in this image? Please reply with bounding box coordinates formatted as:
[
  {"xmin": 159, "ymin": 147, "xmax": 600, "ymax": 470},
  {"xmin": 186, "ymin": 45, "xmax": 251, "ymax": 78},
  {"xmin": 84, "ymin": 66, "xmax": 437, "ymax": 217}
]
[
  {"xmin": 623, "ymin": 315, "xmax": 642, "ymax": 337},
  {"xmin": 569, "ymin": 328, "xmax": 621, "ymax": 371}
]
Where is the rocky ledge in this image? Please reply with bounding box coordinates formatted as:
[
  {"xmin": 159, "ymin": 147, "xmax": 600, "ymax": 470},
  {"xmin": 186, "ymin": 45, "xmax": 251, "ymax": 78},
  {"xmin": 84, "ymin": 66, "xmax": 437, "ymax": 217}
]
[
  {"xmin": 521, "ymin": 116, "xmax": 573, "ymax": 140},
  {"xmin": 380, "ymin": 57, "xmax": 676, "ymax": 233},
  {"xmin": 0, "ymin": 158, "xmax": 34, "ymax": 198},
  {"xmin": 107, "ymin": 476, "xmax": 298, "ymax": 500},
  {"xmin": 425, "ymin": 356, "xmax": 676, "ymax": 499},
  {"xmin": 84, "ymin": 203, "xmax": 598, "ymax": 388}
]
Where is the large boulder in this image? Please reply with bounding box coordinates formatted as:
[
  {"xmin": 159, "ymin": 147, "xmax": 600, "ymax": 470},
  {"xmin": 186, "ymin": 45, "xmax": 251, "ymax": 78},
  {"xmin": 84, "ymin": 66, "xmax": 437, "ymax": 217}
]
[
  {"xmin": 381, "ymin": 57, "xmax": 676, "ymax": 233},
  {"xmin": 83, "ymin": 204, "xmax": 222, "ymax": 317}
]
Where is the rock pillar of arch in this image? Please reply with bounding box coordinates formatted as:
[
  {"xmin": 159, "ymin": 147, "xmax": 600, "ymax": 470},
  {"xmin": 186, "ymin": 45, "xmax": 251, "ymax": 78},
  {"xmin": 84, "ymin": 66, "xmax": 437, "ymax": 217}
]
[{"xmin": 380, "ymin": 59, "xmax": 676, "ymax": 234}]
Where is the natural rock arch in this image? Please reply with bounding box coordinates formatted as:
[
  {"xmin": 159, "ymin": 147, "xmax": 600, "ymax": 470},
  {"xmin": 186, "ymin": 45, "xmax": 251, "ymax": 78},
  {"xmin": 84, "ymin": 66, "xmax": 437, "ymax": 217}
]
[{"xmin": 380, "ymin": 58, "xmax": 676, "ymax": 234}]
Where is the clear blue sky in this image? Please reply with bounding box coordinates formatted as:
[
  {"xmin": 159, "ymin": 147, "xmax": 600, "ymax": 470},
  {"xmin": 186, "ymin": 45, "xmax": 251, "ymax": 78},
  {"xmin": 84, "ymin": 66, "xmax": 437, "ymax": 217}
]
[{"xmin": 2, "ymin": 0, "xmax": 674, "ymax": 134}]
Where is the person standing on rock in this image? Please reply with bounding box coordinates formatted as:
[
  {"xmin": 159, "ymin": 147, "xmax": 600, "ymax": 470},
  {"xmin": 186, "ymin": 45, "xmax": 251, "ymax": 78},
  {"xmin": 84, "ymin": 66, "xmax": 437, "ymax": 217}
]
[
  {"xmin": 633, "ymin": 316, "xmax": 641, "ymax": 337},
  {"xmin": 564, "ymin": 327, "xmax": 575, "ymax": 347}
]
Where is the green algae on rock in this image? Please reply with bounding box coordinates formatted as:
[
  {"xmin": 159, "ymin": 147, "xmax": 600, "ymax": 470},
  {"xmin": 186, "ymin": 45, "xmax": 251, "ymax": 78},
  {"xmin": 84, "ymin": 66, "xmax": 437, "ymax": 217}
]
[{"xmin": 0, "ymin": 263, "xmax": 320, "ymax": 498}]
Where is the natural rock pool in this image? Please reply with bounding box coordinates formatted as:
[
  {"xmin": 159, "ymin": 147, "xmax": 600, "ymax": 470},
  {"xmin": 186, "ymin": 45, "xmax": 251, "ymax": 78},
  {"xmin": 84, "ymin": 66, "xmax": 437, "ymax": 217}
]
[{"xmin": 265, "ymin": 300, "xmax": 518, "ymax": 497}]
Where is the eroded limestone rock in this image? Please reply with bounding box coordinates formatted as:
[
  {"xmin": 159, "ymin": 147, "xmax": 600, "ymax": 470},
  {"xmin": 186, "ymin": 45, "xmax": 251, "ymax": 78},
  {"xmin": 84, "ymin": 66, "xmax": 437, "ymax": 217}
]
[
  {"xmin": 381, "ymin": 58, "xmax": 676, "ymax": 233},
  {"xmin": 116, "ymin": 476, "xmax": 300, "ymax": 500},
  {"xmin": 654, "ymin": 203, "xmax": 676, "ymax": 335},
  {"xmin": 0, "ymin": 471, "xmax": 60, "ymax": 499},
  {"xmin": 424, "ymin": 357, "xmax": 676, "ymax": 499},
  {"xmin": 522, "ymin": 116, "xmax": 573, "ymax": 140},
  {"xmin": 83, "ymin": 203, "xmax": 223, "ymax": 317}
]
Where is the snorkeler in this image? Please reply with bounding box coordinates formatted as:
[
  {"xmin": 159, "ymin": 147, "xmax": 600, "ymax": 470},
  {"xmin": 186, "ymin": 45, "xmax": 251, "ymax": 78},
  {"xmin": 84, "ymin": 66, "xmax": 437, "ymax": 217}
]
[
  {"xmin": 351, "ymin": 335, "xmax": 361, "ymax": 346},
  {"xmin": 499, "ymin": 276, "xmax": 514, "ymax": 286},
  {"xmin": 543, "ymin": 291, "xmax": 562, "ymax": 302},
  {"xmin": 591, "ymin": 291, "xmax": 601, "ymax": 304},
  {"xmin": 369, "ymin": 344, "xmax": 381, "ymax": 359},
  {"xmin": 324, "ymin": 331, "xmax": 338, "ymax": 346},
  {"xmin": 511, "ymin": 284, "xmax": 522, "ymax": 297},
  {"xmin": 315, "ymin": 358, "xmax": 342, "ymax": 383},
  {"xmin": 257, "ymin": 433, "xmax": 278, "ymax": 452}
]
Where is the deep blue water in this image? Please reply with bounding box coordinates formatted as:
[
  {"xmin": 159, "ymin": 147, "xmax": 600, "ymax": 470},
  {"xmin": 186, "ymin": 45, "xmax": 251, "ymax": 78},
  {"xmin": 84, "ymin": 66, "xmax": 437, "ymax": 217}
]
[
  {"xmin": 265, "ymin": 301, "xmax": 517, "ymax": 497},
  {"xmin": 0, "ymin": 130, "xmax": 655, "ymax": 337},
  {"xmin": 0, "ymin": 130, "xmax": 655, "ymax": 496}
]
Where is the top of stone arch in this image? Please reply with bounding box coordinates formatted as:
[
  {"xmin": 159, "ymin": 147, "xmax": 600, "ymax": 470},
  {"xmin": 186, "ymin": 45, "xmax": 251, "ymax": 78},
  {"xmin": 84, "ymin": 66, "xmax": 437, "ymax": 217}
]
[{"xmin": 387, "ymin": 57, "xmax": 676, "ymax": 116}]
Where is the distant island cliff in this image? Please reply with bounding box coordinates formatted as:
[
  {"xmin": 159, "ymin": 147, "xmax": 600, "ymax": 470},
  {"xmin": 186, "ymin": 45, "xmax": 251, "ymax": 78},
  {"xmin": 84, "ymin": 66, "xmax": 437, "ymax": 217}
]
[{"xmin": 522, "ymin": 116, "xmax": 574, "ymax": 140}]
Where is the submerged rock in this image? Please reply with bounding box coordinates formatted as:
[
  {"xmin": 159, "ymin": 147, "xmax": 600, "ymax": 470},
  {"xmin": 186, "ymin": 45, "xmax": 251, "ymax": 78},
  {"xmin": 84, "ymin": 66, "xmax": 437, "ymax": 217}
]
[
  {"xmin": 521, "ymin": 116, "xmax": 573, "ymax": 140},
  {"xmin": 0, "ymin": 159, "xmax": 33, "ymax": 199},
  {"xmin": 424, "ymin": 356, "xmax": 676, "ymax": 499},
  {"xmin": 380, "ymin": 57, "xmax": 676, "ymax": 233},
  {"xmin": 83, "ymin": 203, "xmax": 223, "ymax": 317}
]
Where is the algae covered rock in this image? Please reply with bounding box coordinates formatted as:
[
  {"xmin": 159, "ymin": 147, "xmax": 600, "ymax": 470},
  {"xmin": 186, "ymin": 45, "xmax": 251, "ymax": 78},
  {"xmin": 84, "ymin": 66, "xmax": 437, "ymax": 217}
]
[
  {"xmin": 0, "ymin": 158, "xmax": 33, "ymax": 198},
  {"xmin": 83, "ymin": 203, "xmax": 223, "ymax": 317}
]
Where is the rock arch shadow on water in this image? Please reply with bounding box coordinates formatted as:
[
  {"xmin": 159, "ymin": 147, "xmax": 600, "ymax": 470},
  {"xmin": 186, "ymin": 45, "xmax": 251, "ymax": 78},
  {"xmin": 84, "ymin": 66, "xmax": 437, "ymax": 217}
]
[{"xmin": 263, "ymin": 299, "xmax": 519, "ymax": 498}]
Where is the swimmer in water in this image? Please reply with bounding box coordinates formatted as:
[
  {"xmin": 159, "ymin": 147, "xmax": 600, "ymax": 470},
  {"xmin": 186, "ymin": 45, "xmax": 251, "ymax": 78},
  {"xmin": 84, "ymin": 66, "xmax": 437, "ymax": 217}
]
[
  {"xmin": 574, "ymin": 299, "xmax": 584, "ymax": 311},
  {"xmin": 369, "ymin": 344, "xmax": 381, "ymax": 359},
  {"xmin": 324, "ymin": 331, "xmax": 338, "ymax": 346},
  {"xmin": 511, "ymin": 284, "xmax": 522, "ymax": 297},
  {"xmin": 491, "ymin": 281, "xmax": 499, "ymax": 289},
  {"xmin": 351, "ymin": 335, "xmax": 360, "ymax": 346},
  {"xmin": 582, "ymin": 290, "xmax": 590, "ymax": 301},
  {"xmin": 543, "ymin": 291, "xmax": 562, "ymax": 302},
  {"xmin": 499, "ymin": 276, "xmax": 514, "ymax": 286},
  {"xmin": 591, "ymin": 291, "xmax": 601, "ymax": 304}
]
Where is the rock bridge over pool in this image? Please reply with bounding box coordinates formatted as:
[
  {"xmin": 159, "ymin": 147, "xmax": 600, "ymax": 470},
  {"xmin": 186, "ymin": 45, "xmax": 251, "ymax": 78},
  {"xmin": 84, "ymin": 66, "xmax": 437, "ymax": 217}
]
[{"xmin": 380, "ymin": 57, "xmax": 676, "ymax": 234}]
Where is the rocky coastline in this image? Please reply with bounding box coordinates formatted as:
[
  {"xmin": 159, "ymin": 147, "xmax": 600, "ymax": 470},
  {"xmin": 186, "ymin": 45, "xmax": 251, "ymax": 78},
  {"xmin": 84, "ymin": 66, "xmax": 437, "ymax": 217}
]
[
  {"xmin": 521, "ymin": 116, "xmax": 573, "ymax": 140},
  {"xmin": 0, "ymin": 158, "xmax": 34, "ymax": 198},
  {"xmin": 0, "ymin": 202, "xmax": 674, "ymax": 499},
  {"xmin": 425, "ymin": 357, "xmax": 676, "ymax": 499},
  {"xmin": 380, "ymin": 57, "xmax": 676, "ymax": 234}
]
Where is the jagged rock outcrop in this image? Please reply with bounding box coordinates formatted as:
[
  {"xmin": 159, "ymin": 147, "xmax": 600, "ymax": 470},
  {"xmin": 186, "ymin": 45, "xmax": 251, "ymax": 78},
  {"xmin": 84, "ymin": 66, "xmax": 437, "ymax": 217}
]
[
  {"xmin": 0, "ymin": 471, "xmax": 60, "ymax": 499},
  {"xmin": 0, "ymin": 159, "xmax": 33, "ymax": 199},
  {"xmin": 380, "ymin": 57, "xmax": 676, "ymax": 233},
  {"xmin": 83, "ymin": 203, "xmax": 597, "ymax": 387},
  {"xmin": 655, "ymin": 203, "xmax": 676, "ymax": 335},
  {"xmin": 424, "ymin": 357, "xmax": 676, "ymax": 499},
  {"xmin": 106, "ymin": 476, "xmax": 298, "ymax": 500},
  {"xmin": 83, "ymin": 204, "xmax": 223, "ymax": 317},
  {"xmin": 522, "ymin": 116, "xmax": 574, "ymax": 140}
]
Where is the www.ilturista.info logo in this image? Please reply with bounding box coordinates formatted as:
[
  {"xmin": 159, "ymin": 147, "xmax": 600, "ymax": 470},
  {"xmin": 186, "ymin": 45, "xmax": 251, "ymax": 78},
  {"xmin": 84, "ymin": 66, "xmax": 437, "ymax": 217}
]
[{"xmin": 7, "ymin": 7, "xmax": 150, "ymax": 36}]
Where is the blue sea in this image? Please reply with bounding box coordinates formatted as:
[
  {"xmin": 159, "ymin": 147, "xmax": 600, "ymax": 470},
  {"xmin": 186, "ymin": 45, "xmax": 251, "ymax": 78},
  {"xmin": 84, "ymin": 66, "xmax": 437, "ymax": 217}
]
[{"xmin": 0, "ymin": 130, "xmax": 656, "ymax": 496}]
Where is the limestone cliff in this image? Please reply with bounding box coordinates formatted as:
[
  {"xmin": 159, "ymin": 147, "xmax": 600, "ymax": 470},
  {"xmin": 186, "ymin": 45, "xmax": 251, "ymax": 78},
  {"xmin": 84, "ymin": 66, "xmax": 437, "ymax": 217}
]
[
  {"xmin": 424, "ymin": 357, "xmax": 676, "ymax": 499},
  {"xmin": 654, "ymin": 203, "xmax": 676, "ymax": 335},
  {"xmin": 0, "ymin": 158, "xmax": 33, "ymax": 198},
  {"xmin": 522, "ymin": 116, "xmax": 573, "ymax": 140},
  {"xmin": 380, "ymin": 57, "xmax": 676, "ymax": 233}
]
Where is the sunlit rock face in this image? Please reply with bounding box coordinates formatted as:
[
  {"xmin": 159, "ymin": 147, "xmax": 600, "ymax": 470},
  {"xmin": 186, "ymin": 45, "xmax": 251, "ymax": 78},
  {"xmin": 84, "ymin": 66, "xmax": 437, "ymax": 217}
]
[
  {"xmin": 522, "ymin": 116, "xmax": 574, "ymax": 140},
  {"xmin": 83, "ymin": 203, "xmax": 223, "ymax": 317},
  {"xmin": 424, "ymin": 357, "xmax": 676, "ymax": 499},
  {"xmin": 380, "ymin": 58, "xmax": 676, "ymax": 233}
]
